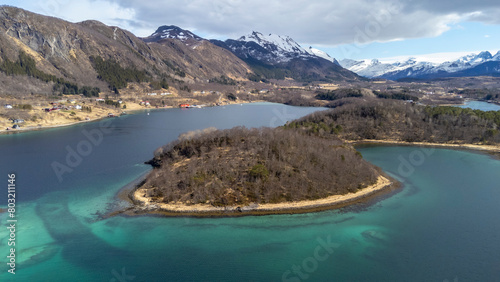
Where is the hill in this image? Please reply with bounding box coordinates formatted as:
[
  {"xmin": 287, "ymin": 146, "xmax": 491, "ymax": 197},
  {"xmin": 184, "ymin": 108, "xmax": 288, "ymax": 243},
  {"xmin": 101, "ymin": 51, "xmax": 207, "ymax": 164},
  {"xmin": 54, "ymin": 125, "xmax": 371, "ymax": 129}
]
[{"xmin": 138, "ymin": 127, "xmax": 381, "ymax": 208}]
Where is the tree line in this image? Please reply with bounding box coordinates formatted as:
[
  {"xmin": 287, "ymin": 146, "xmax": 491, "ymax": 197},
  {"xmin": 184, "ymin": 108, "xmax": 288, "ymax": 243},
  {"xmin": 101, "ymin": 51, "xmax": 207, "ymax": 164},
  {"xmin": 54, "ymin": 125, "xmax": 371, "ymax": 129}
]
[
  {"xmin": 315, "ymin": 88, "xmax": 363, "ymax": 101},
  {"xmin": 90, "ymin": 55, "xmax": 149, "ymax": 93}
]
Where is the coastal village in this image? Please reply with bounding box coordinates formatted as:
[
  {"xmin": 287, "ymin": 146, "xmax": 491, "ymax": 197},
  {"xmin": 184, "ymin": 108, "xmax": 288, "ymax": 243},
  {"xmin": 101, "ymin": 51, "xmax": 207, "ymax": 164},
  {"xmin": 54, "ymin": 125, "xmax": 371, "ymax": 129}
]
[{"xmin": 0, "ymin": 83, "xmax": 263, "ymax": 132}]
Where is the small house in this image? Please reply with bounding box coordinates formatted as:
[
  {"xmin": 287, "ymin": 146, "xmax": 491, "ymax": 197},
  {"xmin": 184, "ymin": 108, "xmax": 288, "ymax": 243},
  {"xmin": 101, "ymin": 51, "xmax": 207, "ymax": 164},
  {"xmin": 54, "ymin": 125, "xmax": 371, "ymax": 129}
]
[
  {"xmin": 12, "ymin": 119, "xmax": 25, "ymax": 123},
  {"xmin": 75, "ymin": 105, "xmax": 82, "ymax": 110},
  {"xmin": 12, "ymin": 124, "xmax": 20, "ymax": 129},
  {"xmin": 4, "ymin": 104, "xmax": 12, "ymax": 109}
]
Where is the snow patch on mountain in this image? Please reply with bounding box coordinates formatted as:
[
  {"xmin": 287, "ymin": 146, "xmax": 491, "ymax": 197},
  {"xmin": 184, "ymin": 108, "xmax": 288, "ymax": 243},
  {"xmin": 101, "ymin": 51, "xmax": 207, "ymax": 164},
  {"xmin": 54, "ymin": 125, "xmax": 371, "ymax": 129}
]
[{"xmin": 144, "ymin": 25, "xmax": 202, "ymax": 43}]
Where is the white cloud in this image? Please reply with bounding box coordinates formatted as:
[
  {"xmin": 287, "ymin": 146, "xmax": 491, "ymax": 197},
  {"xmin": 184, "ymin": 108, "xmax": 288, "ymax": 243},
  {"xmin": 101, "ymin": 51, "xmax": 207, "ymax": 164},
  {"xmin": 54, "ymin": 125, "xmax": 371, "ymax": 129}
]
[
  {"xmin": 34, "ymin": 0, "xmax": 135, "ymax": 23},
  {"xmin": 6, "ymin": 0, "xmax": 500, "ymax": 45}
]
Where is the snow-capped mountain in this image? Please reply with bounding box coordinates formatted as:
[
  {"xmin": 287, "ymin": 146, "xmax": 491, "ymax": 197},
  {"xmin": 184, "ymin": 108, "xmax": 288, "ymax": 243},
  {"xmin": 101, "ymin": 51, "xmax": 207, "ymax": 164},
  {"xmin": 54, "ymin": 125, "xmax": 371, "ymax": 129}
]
[
  {"xmin": 210, "ymin": 31, "xmax": 358, "ymax": 80},
  {"xmin": 339, "ymin": 59, "xmax": 395, "ymax": 78},
  {"xmin": 340, "ymin": 51, "xmax": 500, "ymax": 80},
  {"xmin": 214, "ymin": 31, "xmax": 318, "ymax": 64},
  {"xmin": 307, "ymin": 47, "xmax": 339, "ymax": 65},
  {"xmin": 142, "ymin": 25, "xmax": 202, "ymax": 44},
  {"xmin": 211, "ymin": 31, "xmax": 338, "ymax": 65},
  {"xmin": 237, "ymin": 31, "xmax": 309, "ymax": 59}
]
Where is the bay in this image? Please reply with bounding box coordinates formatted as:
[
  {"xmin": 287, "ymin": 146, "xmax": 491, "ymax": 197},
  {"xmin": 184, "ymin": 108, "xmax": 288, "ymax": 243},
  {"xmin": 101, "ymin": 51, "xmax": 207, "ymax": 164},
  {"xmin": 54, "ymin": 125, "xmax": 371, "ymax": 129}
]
[{"xmin": 0, "ymin": 103, "xmax": 499, "ymax": 281}]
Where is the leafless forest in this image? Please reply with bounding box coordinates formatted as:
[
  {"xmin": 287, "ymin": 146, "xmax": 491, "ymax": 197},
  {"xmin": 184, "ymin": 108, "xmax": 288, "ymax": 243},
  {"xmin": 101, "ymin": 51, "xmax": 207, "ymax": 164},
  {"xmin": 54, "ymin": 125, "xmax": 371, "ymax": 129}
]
[{"xmin": 143, "ymin": 127, "xmax": 380, "ymax": 206}]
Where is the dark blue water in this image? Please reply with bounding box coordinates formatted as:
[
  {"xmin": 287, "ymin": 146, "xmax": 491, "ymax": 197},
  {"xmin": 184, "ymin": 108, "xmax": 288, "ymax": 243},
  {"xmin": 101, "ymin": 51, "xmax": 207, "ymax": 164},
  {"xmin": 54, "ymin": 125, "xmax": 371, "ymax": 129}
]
[{"xmin": 1, "ymin": 103, "xmax": 499, "ymax": 281}]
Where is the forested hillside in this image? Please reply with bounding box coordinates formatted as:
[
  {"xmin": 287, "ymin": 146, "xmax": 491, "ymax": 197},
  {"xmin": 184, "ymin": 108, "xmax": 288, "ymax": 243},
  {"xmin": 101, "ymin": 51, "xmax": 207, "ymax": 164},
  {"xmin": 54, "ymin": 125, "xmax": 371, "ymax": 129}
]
[
  {"xmin": 286, "ymin": 99, "xmax": 500, "ymax": 144},
  {"xmin": 142, "ymin": 127, "xmax": 380, "ymax": 207}
]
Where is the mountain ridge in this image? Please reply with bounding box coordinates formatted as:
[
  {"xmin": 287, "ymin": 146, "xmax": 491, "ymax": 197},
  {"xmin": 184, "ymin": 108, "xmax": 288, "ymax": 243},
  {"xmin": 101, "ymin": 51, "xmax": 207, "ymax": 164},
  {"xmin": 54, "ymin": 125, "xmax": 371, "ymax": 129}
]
[
  {"xmin": 209, "ymin": 30, "xmax": 358, "ymax": 82},
  {"xmin": 0, "ymin": 6, "xmax": 254, "ymax": 95},
  {"xmin": 0, "ymin": 6, "xmax": 358, "ymax": 96},
  {"xmin": 340, "ymin": 51, "xmax": 500, "ymax": 80}
]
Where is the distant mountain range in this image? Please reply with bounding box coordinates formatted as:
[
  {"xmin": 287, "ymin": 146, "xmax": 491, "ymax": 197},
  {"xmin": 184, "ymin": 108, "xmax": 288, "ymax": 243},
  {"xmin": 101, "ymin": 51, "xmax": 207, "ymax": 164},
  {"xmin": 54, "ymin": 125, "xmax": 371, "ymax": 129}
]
[{"xmin": 340, "ymin": 51, "xmax": 500, "ymax": 80}]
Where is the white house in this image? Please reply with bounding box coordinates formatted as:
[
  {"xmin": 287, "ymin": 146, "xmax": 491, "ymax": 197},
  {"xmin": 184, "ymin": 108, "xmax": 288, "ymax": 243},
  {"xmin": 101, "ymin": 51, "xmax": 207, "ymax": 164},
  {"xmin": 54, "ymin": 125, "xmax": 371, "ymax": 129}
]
[
  {"xmin": 4, "ymin": 104, "xmax": 12, "ymax": 109},
  {"xmin": 75, "ymin": 105, "xmax": 82, "ymax": 110}
]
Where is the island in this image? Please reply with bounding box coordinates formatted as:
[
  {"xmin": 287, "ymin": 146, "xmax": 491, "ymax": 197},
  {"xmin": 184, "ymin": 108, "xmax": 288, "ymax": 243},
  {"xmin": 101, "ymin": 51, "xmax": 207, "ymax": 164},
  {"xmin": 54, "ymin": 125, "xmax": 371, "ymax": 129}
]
[{"xmin": 127, "ymin": 126, "xmax": 396, "ymax": 216}]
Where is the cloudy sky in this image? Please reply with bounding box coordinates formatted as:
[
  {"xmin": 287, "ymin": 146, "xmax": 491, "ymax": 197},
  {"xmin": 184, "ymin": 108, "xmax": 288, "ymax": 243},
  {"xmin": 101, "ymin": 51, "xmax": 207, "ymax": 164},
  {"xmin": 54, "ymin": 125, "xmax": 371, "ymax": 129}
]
[{"xmin": 3, "ymin": 0, "xmax": 500, "ymax": 61}]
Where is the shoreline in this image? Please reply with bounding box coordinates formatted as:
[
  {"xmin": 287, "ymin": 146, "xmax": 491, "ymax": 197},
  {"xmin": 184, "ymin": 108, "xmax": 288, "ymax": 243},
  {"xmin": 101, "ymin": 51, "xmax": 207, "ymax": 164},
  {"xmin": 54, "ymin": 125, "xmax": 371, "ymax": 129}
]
[
  {"xmin": 115, "ymin": 175, "xmax": 397, "ymax": 218},
  {"xmin": 0, "ymin": 100, "xmax": 260, "ymax": 135},
  {"xmin": 350, "ymin": 139, "xmax": 500, "ymax": 153},
  {"xmin": 0, "ymin": 114, "xmax": 109, "ymax": 135}
]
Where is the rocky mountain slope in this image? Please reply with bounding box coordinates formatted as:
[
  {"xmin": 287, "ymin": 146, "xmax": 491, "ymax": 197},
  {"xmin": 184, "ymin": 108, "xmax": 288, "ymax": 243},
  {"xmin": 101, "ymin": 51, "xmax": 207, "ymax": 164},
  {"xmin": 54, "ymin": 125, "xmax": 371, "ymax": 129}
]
[
  {"xmin": 0, "ymin": 6, "xmax": 251, "ymax": 95},
  {"xmin": 0, "ymin": 6, "xmax": 359, "ymax": 96}
]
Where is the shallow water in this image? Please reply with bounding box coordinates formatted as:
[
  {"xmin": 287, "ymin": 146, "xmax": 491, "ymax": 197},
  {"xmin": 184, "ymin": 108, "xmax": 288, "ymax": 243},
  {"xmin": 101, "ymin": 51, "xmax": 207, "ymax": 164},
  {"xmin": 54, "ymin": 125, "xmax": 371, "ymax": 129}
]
[{"xmin": 1, "ymin": 103, "xmax": 499, "ymax": 281}]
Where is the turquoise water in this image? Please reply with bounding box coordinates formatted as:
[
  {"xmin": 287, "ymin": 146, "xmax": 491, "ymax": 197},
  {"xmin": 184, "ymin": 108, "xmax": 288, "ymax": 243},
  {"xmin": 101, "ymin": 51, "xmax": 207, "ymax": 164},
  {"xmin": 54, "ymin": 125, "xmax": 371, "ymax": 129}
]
[
  {"xmin": 457, "ymin": 100, "xmax": 500, "ymax": 111},
  {"xmin": 1, "ymin": 103, "xmax": 500, "ymax": 281}
]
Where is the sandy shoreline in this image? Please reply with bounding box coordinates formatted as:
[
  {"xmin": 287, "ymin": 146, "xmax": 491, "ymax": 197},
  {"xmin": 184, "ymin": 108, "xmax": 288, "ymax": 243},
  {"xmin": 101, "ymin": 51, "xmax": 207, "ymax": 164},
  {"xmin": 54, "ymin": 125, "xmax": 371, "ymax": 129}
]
[
  {"xmin": 119, "ymin": 175, "xmax": 396, "ymax": 217},
  {"xmin": 351, "ymin": 139, "xmax": 500, "ymax": 153}
]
